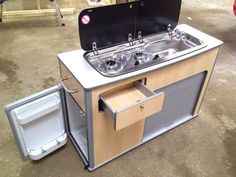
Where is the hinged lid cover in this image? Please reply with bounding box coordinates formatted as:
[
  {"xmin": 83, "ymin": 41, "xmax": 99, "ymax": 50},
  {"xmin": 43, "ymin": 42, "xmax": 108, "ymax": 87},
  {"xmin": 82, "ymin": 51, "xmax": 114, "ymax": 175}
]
[
  {"xmin": 79, "ymin": 2, "xmax": 137, "ymax": 51},
  {"xmin": 78, "ymin": 0, "xmax": 182, "ymax": 51},
  {"xmin": 136, "ymin": 0, "xmax": 182, "ymax": 38}
]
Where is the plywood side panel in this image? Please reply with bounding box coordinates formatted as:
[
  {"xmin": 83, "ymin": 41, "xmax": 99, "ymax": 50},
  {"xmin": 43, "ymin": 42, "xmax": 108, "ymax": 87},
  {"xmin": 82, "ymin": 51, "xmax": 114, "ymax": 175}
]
[
  {"xmin": 60, "ymin": 62, "xmax": 85, "ymax": 111},
  {"xmin": 146, "ymin": 49, "xmax": 219, "ymax": 91},
  {"xmin": 193, "ymin": 50, "xmax": 219, "ymax": 115}
]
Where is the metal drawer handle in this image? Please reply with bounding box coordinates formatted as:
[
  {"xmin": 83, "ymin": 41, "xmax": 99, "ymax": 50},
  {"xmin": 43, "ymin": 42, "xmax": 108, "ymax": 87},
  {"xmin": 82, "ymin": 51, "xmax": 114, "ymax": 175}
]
[{"xmin": 60, "ymin": 77, "xmax": 79, "ymax": 93}]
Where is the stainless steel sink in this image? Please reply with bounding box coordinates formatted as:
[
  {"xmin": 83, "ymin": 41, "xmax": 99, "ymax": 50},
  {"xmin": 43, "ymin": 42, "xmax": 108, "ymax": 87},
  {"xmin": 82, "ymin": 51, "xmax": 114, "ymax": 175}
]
[
  {"xmin": 144, "ymin": 32, "xmax": 205, "ymax": 61},
  {"xmin": 145, "ymin": 39, "xmax": 190, "ymax": 53},
  {"xmin": 85, "ymin": 30, "xmax": 206, "ymax": 77}
]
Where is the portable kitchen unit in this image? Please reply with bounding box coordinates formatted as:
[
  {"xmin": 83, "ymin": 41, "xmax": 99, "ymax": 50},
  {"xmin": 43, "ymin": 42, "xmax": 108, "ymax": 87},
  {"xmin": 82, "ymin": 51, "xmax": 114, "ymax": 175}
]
[{"xmin": 4, "ymin": 0, "xmax": 223, "ymax": 171}]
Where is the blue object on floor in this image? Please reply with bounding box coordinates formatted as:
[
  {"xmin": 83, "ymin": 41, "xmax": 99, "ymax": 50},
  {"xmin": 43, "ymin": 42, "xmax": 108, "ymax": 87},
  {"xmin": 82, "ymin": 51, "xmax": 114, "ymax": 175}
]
[{"xmin": 0, "ymin": 0, "xmax": 3, "ymax": 22}]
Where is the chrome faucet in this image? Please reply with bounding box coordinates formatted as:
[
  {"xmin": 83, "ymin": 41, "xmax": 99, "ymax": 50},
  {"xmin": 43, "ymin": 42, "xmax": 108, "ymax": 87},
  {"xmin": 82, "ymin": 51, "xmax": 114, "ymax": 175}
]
[{"xmin": 174, "ymin": 29, "xmax": 187, "ymax": 40}]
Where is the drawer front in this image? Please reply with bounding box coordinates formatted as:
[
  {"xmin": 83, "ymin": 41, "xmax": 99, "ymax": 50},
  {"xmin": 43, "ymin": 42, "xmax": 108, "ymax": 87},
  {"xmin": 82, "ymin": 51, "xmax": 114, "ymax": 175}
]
[
  {"xmin": 100, "ymin": 81, "xmax": 165, "ymax": 131},
  {"xmin": 116, "ymin": 92, "xmax": 164, "ymax": 131},
  {"xmin": 60, "ymin": 62, "xmax": 85, "ymax": 111}
]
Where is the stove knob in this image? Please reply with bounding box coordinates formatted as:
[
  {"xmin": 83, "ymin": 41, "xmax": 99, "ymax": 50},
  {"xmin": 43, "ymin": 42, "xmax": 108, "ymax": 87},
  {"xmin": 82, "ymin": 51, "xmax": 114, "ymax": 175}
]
[{"xmin": 134, "ymin": 61, "xmax": 140, "ymax": 66}]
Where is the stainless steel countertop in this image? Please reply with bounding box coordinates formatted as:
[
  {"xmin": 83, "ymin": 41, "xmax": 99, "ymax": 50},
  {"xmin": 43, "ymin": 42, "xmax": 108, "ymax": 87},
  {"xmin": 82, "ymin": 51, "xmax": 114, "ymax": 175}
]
[{"xmin": 57, "ymin": 24, "xmax": 223, "ymax": 90}]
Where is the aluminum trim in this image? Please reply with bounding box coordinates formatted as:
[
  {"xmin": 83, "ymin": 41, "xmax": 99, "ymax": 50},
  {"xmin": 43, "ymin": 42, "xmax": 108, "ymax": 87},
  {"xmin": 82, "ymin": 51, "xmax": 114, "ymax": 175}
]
[
  {"xmin": 134, "ymin": 81, "xmax": 154, "ymax": 96},
  {"xmin": 84, "ymin": 90, "xmax": 95, "ymax": 169},
  {"xmin": 68, "ymin": 134, "xmax": 89, "ymax": 166}
]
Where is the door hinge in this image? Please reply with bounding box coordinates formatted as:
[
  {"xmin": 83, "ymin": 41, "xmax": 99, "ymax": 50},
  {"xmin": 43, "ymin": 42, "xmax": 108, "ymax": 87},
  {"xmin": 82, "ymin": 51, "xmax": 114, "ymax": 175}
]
[
  {"xmin": 128, "ymin": 33, "xmax": 134, "ymax": 46},
  {"xmin": 138, "ymin": 31, "xmax": 143, "ymax": 43},
  {"xmin": 92, "ymin": 42, "xmax": 99, "ymax": 55}
]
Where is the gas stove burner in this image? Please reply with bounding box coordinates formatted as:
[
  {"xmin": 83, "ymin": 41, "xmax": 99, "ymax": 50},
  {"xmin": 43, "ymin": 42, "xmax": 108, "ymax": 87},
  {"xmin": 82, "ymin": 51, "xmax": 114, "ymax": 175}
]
[
  {"xmin": 131, "ymin": 50, "xmax": 151, "ymax": 66},
  {"xmin": 133, "ymin": 50, "xmax": 149, "ymax": 61},
  {"xmin": 98, "ymin": 59, "xmax": 124, "ymax": 74},
  {"xmin": 135, "ymin": 52, "xmax": 146, "ymax": 60},
  {"xmin": 106, "ymin": 60, "xmax": 117, "ymax": 69}
]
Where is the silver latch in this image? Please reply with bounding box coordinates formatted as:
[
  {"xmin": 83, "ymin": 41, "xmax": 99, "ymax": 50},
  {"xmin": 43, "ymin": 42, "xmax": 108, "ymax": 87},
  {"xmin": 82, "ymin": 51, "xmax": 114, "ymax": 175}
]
[
  {"xmin": 167, "ymin": 24, "xmax": 173, "ymax": 36},
  {"xmin": 92, "ymin": 42, "xmax": 98, "ymax": 55},
  {"xmin": 138, "ymin": 31, "xmax": 143, "ymax": 43},
  {"xmin": 128, "ymin": 33, "xmax": 133, "ymax": 46}
]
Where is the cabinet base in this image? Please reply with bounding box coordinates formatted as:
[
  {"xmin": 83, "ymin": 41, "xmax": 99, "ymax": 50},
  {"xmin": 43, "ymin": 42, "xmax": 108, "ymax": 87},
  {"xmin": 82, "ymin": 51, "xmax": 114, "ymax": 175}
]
[{"xmin": 86, "ymin": 114, "xmax": 198, "ymax": 171}]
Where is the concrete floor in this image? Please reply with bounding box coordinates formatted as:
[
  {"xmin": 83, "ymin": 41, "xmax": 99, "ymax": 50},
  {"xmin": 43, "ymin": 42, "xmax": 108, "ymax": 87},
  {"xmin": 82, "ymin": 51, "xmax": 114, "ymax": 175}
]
[{"xmin": 0, "ymin": 0, "xmax": 235, "ymax": 177}]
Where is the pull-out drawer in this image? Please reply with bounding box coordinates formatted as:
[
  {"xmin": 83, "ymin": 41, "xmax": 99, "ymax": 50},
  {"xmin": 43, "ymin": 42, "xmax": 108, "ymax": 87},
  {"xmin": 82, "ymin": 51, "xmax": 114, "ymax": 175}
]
[
  {"xmin": 59, "ymin": 62, "xmax": 85, "ymax": 111},
  {"xmin": 100, "ymin": 81, "xmax": 165, "ymax": 131}
]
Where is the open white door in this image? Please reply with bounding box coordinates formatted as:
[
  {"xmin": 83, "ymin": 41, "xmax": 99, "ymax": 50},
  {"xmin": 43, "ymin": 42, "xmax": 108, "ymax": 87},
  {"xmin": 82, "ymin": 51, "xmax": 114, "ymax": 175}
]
[{"xmin": 4, "ymin": 85, "xmax": 67, "ymax": 160}]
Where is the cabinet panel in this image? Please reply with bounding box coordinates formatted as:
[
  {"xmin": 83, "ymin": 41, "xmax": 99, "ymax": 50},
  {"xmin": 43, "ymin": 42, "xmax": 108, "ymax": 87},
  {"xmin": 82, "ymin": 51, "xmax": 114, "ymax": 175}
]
[
  {"xmin": 143, "ymin": 72, "xmax": 206, "ymax": 141},
  {"xmin": 59, "ymin": 62, "xmax": 85, "ymax": 111},
  {"xmin": 146, "ymin": 48, "xmax": 218, "ymax": 91}
]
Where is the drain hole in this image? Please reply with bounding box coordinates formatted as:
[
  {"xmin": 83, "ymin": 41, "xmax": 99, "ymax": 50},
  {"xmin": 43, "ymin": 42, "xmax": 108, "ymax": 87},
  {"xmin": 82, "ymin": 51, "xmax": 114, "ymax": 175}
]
[{"xmin": 153, "ymin": 54, "xmax": 160, "ymax": 60}]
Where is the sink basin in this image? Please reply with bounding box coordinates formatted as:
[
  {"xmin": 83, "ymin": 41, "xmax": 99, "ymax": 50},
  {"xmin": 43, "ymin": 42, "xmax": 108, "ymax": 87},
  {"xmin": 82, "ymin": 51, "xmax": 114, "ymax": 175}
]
[
  {"xmin": 144, "ymin": 32, "xmax": 206, "ymax": 61},
  {"xmin": 145, "ymin": 39, "xmax": 191, "ymax": 53}
]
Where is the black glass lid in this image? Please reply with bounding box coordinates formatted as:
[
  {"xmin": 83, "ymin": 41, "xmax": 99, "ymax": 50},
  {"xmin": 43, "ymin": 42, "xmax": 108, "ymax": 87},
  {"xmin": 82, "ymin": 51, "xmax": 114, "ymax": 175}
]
[
  {"xmin": 136, "ymin": 0, "xmax": 182, "ymax": 38},
  {"xmin": 78, "ymin": 2, "xmax": 137, "ymax": 51},
  {"xmin": 78, "ymin": 0, "xmax": 182, "ymax": 51}
]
